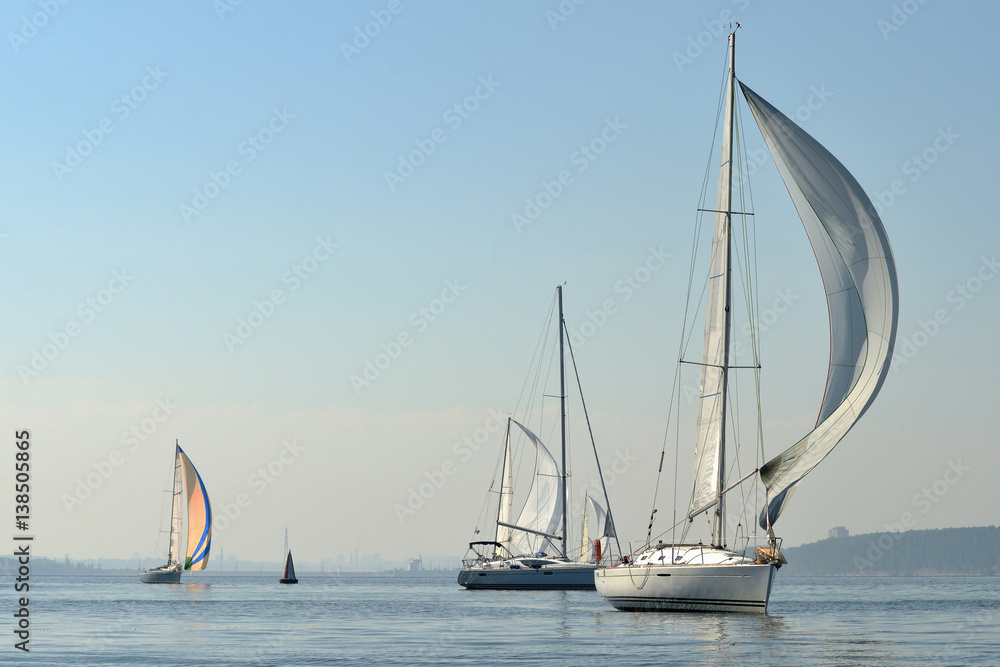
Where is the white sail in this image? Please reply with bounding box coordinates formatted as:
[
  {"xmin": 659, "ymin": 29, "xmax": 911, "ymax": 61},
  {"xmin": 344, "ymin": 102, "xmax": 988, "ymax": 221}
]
[
  {"xmin": 495, "ymin": 426, "xmax": 514, "ymax": 553},
  {"xmin": 581, "ymin": 494, "xmax": 612, "ymax": 562},
  {"xmin": 739, "ymin": 82, "xmax": 899, "ymax": 528},
  {"xmin": 688, "ymin": 39, "xmax": 736, "ymax": 541},
  {"xmin": 507, "ymin": 420, "xmax": 564, "ymax": 556},
  {"xmin": 167, "ymin": 447, "xmax": 184, "ymax": 566}
]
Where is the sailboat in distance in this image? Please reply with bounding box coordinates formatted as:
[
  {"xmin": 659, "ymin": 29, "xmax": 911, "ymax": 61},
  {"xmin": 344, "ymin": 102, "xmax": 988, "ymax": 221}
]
[
  {"xmin": 458, "ymin": 285, "xmax": 619, "ymax": 590},
  {"xmin": 138, "ymin": 442, "xmax": 212, "ymax": 584},
  {"xmin": 595, "ymin": 28, "xmax": 898, "ymax": 612}
]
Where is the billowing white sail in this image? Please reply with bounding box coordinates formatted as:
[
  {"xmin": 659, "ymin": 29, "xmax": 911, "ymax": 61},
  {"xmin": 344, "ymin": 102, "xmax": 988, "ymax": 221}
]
[
  {"xmin": 507, "ymin": 420, "xmax": 564, "ymax": 556},
  {"xmin": 167, "ymin": 448, "xmax": 184, "ymax": 566},
  {"xmin": 739, "ymin": 82, "xmax": 899, "ymax": 528}
]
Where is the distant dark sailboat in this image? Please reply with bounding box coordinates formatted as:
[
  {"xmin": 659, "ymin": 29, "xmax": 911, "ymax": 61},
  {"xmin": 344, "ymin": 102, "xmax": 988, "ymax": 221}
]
[{"xmin": 280, "ymin": 550, "xmax": 298, "ymax": 584}]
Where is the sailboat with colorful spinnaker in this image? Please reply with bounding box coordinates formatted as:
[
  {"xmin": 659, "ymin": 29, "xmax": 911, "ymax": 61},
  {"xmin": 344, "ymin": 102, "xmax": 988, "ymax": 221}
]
[{"xmin": 138, "ymin": 442, "xmax": 212, "ymax": 584}]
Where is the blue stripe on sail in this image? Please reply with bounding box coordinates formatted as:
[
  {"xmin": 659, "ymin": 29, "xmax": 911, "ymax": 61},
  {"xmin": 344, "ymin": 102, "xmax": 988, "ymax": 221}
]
[
  {"xmin": 187, "ymin": 471, "xmax": 212, "ymax": 567},
  {"xmin": 701, "ymin": 392, "xmax": 721, "ymax": 399}
]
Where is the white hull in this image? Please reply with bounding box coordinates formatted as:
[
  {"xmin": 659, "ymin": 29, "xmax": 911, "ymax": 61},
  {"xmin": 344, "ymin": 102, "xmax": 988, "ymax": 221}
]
[
  {"xmin": 458, "ymin": 562, "xmax": 597, "ymax": 590},
  {"xmin": 137, "ymin": 569, "xmax": 182, "ymax": 584},
  {"xmin": 595, "ymin": 561, "xmax": 776, "ymax": 613}
]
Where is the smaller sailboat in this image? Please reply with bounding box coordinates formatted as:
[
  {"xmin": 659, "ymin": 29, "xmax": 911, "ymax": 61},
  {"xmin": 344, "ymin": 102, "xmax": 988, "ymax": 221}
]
[
  {"xmin": 458, "ymin": 285, "xmax": 619, "ymax": 590},
  {"xmin": 279, "ymin": 528, "xmax": 298, "ymax": 584},
  {"xmin": 138, "ymin": 442, "xmax": 212, "ymax": 584},
  {"xmin": 280, "ymin": 552, "xmax": 298, "ymax": 584}
]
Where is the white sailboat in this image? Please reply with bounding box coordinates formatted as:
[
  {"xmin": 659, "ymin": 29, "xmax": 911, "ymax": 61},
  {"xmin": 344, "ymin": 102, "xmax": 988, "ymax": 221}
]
[
  {"xmin": 458, "ymin": 285, "xmax": 619, "ymax": 590},
  {"xmin": 138, "ymin": 442, "xmax": 213, "ymax": 584},
  {"xmin": 595, "ymin": 28, "xmax": 898, "ymax": 612}
]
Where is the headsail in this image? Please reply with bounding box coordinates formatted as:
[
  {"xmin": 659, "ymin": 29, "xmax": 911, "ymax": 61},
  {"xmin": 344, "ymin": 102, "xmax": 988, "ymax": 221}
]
[
  {"xmin": 507, "ymin": 420, "xmax": 564, "ymax": 556},
  {"xmin": 739, "ymin": 82, "xmax": 899, "ymax": 528},
  {"xmin": 179, "ymin": 446, "xmax": 212, "ymax": 570}
]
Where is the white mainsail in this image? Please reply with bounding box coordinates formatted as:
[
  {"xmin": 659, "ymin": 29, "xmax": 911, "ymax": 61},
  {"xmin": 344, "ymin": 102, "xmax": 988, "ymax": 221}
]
[
  {"xmin": 738, "ymin": 82, "xmax": 899, "ymax": 528},
  {"xmin": 580, "ymin": 494, "xmax": 612, "ymax": 562},
  {"xmin": 495, "ymin": 426, "xmax": 514, "ymax": 553},
  {"xmin": 507, "ymin": 420, "xmax": 564, "ymax": 556},
  {"xmin": 167, "ymin": 448, "xmax": 184, "ymax": 566},
  {"xmin": 688, "ymin": 39, "xmax": 737, "ymax": 543}
]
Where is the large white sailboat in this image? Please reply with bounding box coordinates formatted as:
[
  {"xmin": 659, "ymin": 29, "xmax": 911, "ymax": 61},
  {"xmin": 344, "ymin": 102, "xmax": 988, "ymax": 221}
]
[
  {"xmin": 458, "ymin": 286, "xmax": 618, "ymax": 590},
  {"xmin": 595, "ymin": 29, "xmax": 898, "ymax": 612},
  {"xmin": 138, "ymin": 442, "xmax": 213, "ymax": 584}
]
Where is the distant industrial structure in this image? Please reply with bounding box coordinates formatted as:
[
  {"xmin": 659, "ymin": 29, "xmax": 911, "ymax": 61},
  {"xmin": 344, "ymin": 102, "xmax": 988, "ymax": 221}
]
[{"xmin": 828, "ymin": 526, "xmax": 850, "ymax": 539}]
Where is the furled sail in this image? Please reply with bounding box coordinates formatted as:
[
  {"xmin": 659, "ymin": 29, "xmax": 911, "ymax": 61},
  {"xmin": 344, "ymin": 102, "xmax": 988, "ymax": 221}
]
[
  {"xmin": 507, "ymin": 420, "xmax": 564, "ymax": 556},
  {"xmin": 738, "ymin": 82, "xmax": 899, "ymax": 528},
  {"xmin": 688, "ymin": 57, "xmax": 737, "ymax": 526},
  {"xmin": 167, "ymin": 447, "xmax": 184, "ymax": 566},
  {"xmin": 179, "ymin": 446, "xmax": 213, "ymax": 570}
]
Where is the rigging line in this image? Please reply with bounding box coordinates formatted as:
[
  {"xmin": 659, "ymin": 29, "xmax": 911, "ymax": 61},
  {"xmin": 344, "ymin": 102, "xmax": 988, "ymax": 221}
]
[{"xmin": 564, "ymin": 320, "xmax": 623, "ymax": 558}]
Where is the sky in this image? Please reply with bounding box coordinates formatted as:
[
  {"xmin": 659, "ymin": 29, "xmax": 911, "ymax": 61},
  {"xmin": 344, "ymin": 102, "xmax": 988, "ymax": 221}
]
[{"xmin": 1, "ymin": 1, "xmax": 998, "ymax": 567}]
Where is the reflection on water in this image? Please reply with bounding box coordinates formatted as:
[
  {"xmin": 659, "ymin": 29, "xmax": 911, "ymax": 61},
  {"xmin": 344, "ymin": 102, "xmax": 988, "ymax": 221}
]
[{"xmin": 15, "ymin": 574, "xmax": 1000, "ymax": 665}]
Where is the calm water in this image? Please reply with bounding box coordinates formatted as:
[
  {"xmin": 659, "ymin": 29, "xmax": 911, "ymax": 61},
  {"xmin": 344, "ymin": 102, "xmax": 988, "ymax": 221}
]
[{"xmin": 6, "ymin": 573, "xmax": 997, "ymax": 665}]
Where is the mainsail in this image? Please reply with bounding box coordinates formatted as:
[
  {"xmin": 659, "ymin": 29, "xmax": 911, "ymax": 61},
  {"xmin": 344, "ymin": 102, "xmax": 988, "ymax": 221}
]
[
  {"xmin": 738, "ymin": 82, "xmax": 899, "ymax": 528},
  {"xmin": 507, "ymin": 420, "xmax": 564, "ymax": 556},
  {"xmin": 179, "ymin": 445, "xmax": 213, "ymax": 570}
]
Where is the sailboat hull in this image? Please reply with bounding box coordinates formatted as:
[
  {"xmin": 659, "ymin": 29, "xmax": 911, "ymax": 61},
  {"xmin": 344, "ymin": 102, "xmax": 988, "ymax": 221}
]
[
  {"xmin": 595, "ymin": 562, "xmax": 776, "ymax": 613},
  {"xmin": 137, "ymin": 569, "xmax": 182, "ymax": 584},
  {"xmin": 458, "ymin": 563, "xmax": 597, "ymax": 590}
]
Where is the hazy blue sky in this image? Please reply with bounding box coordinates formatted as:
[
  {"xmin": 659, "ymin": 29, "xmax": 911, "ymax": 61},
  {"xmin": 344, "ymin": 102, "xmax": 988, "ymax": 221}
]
[{"xmin": 2, "ymin": 1, "xmax": 997, "ymax": 565}]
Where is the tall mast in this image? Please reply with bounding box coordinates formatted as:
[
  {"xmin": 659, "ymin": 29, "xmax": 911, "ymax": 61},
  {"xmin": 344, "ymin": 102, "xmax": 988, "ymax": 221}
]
[
  {"xmin": 557, "ymin": 285, "xmax": 568, "ymax": 559},
  {"xmin": 713, "ymin": 31, "xmax": 737, "ymax": 546}
]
